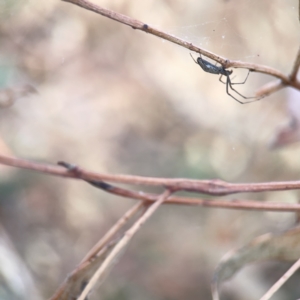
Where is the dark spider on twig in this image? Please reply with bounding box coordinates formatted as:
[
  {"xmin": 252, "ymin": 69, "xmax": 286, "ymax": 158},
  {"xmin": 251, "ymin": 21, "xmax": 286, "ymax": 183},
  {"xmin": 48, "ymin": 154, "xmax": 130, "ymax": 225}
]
[{"xmin": 190, "ymin": 53, "xmax": 263, "ymax": 104}]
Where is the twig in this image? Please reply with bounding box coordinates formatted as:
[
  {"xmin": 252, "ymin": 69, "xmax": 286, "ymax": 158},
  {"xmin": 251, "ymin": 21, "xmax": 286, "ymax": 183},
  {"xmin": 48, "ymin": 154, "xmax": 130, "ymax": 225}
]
[
  {"xmin": 256, "ymin": 80, "xmax": 285, "ymax": 97},
  {"xmin": 61, "ymin": 0, "xmax": 300, "ymax": 98},
  {"xmin": 77, "ymin": 189, "xmax": 173, "ymax": 300},
  {"xmin": 260, "ymin": 257, "xmax": 300, "ymax": 300},
  {"xmin": 61, "ymin": 0, "xmax": 289, "ymax": 81},
  {"xmin": 60, "ymin": 0, "xmax": 300, "ymax": 96},
  {"xmin": 82, "ymin": 177, "xmax": 300, "ymax": 212},
  {"xmin": 49, "ymin": 202, "xmax": 145, "ymax": 300},
  {"xmin": 80, "ymin": 201, "xmax": 145, "ymax": 264},
  {"xmin": 290, "ymin": 46, "xmax": 300, "ymax": 81},
  {"xmin": 60, "ymin": 0, "xmax": 300, "ymax": 101},
  {"xmin": 58, "ymin": 163, "xmax": 300, "ymax": 212},
  {"xmin": 49, "ymin": 241, "xmax": 117, "ymax": 300},
  {"xmin": 5, "ymin": 154, "xmax": 300, "ymax": 195}
]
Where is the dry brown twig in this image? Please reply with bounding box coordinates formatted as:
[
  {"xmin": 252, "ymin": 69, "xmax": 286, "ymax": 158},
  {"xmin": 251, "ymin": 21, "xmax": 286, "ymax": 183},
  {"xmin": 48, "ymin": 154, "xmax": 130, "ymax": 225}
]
[
  {"xmin": 49, "ymin": 162, "xmax": 173, "ymax": 300},
  {"xmin": 61, "ymin": 0, "xmax": 300, "ymax": 98},
  {"xmin": 4, "ymin": 154, "xmax": 300, "ymax": 298},
  {"xmin": 4, "ymin": 154, "xmax": 299, "ymax": 300},
  {"xmin": 49, "ymin": 201, "xmax": 146, "ymax": 300},
  {"xmin": 77, "ymin": 189, "xmax": 172, "ymax": 300},
  {"xmin": 3, "ymin": 153, "xmax": 300, "ymax": 299},
  {"xmin": 1, "ymin": 155, "xmax": 300, "ymax": 213}
]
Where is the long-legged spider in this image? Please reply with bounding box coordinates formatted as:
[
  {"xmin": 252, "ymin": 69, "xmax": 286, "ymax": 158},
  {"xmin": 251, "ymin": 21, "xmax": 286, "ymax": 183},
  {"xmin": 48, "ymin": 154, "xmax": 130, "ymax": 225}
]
[{"xmin": 190, "ymin": 53, "xmax": 262, "ymax": 104}]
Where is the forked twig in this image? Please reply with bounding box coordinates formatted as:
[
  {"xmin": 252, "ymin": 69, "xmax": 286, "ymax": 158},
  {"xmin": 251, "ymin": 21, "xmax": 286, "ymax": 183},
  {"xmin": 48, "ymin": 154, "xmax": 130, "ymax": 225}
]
[
  {"xmin": 4, "ymin": 155, "xmax": 300, "ymax": 196},
  {"xmin": 80, "ymin": 201, "xmax": 146, "ymax": 264},
  {"xmin": 61, "ymin": 0, "xmax": 300, "ymax": 97},
  {"xmin": 77, "ymin": 189, "xmax": 173, "ymax": 300},
  {"xmin": 83, "ymin": 176, "xmax": 300, "ymax": 212},
  {"xmin": 50, "ymin": 239, "xmax": 118, "ymax": 300},
  {"xmin": 1, "ymin": 155, "xmax": 300, "ymax": 212},
  {"xmin": 49, "ymin": 202, "xmax": 145, "ymax": 300}
]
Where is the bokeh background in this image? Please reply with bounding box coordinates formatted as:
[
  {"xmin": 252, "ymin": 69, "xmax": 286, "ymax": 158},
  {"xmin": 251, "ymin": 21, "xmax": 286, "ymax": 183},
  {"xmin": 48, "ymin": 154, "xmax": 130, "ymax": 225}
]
[{"xmin": 0, "ymin": 0, "xmax": 300, "ymax": 299}]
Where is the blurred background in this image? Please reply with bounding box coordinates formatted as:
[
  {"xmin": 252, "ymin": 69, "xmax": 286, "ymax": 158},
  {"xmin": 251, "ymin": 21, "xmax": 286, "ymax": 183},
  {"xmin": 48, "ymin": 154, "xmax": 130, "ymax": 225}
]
[{"xmin": 0, "ymin": 0, "xmax": 300, "ymax": 299}]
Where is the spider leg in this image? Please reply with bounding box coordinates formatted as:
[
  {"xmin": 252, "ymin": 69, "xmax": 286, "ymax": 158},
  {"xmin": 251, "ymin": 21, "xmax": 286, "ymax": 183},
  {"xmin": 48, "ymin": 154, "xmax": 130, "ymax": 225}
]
[
  {"xmin": 226, "ymin": 75, "xmax": 263, "ymax": 104},
  {"xmin": 219, "ymin": 74, "xmax": 226, "ymax": 84},
  {"xmin": 190, "ymin": 53, "xmax": 198, "ymax": 64},
  {"xmin": 231, "ymin": 70, "xmax": 251, "ymax": 85},
  {"xmin": 227, "ymin": 75, "xmax": 255, "ymax": 99},
  {"xmin": 225, "ymin": 75, "xmax": 244, "ymax": 104},
  {"xmin": 219, "ymin": 70, "xmax": 249, "ymax": 85}
]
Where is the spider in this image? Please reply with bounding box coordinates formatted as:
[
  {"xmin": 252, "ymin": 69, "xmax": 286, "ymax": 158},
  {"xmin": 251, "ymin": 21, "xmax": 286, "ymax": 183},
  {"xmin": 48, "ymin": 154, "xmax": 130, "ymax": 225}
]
[{"xmin": 190, "ymin": 53, "xmax": 262, "ymax": 104}]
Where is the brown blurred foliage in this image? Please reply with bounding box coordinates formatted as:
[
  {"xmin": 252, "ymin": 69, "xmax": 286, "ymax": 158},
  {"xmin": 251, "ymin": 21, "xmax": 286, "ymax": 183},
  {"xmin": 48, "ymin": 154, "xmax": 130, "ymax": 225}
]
[{"xmin": 0, "ymin": 0, "xmax": 300, "ymax": 299}]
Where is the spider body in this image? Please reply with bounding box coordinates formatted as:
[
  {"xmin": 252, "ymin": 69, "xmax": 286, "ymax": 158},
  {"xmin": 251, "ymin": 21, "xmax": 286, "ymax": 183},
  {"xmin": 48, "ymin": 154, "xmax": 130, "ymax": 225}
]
[
  {"xmin": 195, "ymin": 55, "xmax": 231, "ymax": 76},
  {"xmin": 190, "ymin": 53, "xmax": 261, "ymax": 104}
]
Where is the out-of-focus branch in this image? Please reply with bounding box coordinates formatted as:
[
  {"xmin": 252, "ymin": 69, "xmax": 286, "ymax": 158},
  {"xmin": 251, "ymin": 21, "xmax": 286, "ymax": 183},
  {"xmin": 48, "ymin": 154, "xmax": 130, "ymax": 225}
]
[
  {"xmin": 61, "ymin": 0, "xmax": 300, "ymax": 98},
  {"xmin": 256, "ymin": 80, "xmax": 285, "ymax": 97},
  {"xmin": 260, "ymin": 257, "xmax": 300, "ymax": 300},
  {"xmin": 289, "ymin": 46, "xmax": 300, "ymax": 81},
  {"xmin": 80, "ymin": 202, "xmax": 145, "ymax": 264}
]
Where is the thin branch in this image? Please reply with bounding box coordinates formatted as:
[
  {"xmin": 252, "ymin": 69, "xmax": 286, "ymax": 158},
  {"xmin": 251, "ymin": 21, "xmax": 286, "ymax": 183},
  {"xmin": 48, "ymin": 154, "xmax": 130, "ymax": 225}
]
[
  {"xmin": 61, "ymin": 0, "xmax": 289, "ymax": 81},
  {"xmin": 60, "ymin": 0, "xmax": 300, "ymax": 100},
  {"xmin": 256, "ymin": 80, "xmax": 285, "ymax": 97},
  {"xmin": 49, "ymin": 202, "xmax": 144, "ymax": 300},
  {"xmin": 49, "ymin": 240, "xmax": 118, "ymax": 300},
  {"xmin": 80, "ymin": 201, "xmax": 145, "ymax": 264},
  {"xmin": 82, "ymin": 177, "xmax": 300, "ymax": 212},
  {"xmin": 289, "ymin": 46, "xmax": 300, "ymax": 81},
  {"xmin": 59, "ymin": 0, "xmax": 225, "ymax": 65},
  {"xmin": 77, "ymin": 189, "xmax": 172, "ymax": 300},
  {"xmin": 260, "ymin": 257, "xmax": 300, "ymax": 300},
  {"xmin": 21, "ymin": 160, "xmax": 300, "ymax": 213},
  {"xmin": 3, "ymin": 154, "xmax": 300, "ymax": 197}
]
